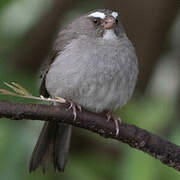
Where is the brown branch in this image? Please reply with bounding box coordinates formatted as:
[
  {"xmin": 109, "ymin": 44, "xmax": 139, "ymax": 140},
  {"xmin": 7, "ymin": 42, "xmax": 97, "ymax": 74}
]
[{"xmin": 0, "ymin": 100, "xmax": 180, "ymax": 172}]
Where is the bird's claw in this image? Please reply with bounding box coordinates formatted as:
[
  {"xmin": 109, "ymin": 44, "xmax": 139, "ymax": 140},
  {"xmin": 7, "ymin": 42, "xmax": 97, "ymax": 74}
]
[
  {"xmin": 67, "ymin": 100, "xmax": 82, "ymax": 121},
  {"xmin": 105, "ymin": 111, "xmax": 121, "ymax": 137}
]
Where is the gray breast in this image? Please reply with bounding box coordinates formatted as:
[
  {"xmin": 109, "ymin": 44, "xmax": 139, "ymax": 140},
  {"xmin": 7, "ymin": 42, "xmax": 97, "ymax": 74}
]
[{"xmin": 46, "ymin": 36, "xmax": 138, "ymax": 112}]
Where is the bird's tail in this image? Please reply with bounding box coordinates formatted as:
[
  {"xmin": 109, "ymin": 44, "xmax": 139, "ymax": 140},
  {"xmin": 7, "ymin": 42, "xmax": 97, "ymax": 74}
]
[{"xmin": 29, "ymin": 122, "xmax": 72, "ymax": 172}]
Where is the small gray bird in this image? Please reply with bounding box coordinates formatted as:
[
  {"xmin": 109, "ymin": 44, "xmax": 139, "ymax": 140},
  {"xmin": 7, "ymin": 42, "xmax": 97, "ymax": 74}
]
[{"xmin": 29, "ymin": 9, "xmax": 138, "ymax": 173}]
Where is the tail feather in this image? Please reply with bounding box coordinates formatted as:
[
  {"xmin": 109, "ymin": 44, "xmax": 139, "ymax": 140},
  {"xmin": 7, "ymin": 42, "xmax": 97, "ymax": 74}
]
[
  {"xmin": 29, "ymin": 122, "xmax": 71, "ymax": 173},
  {"xmin": 54, "ymin": 124, "xmax": 72, "ymax": 171}
]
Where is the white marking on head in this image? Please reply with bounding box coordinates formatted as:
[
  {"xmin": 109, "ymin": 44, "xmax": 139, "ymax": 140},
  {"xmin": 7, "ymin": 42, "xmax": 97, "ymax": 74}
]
[
  {"xmin": 103, "ymin": 29, "xmax": 117, "ymax": 40},
  {"xmin": 111, "ymin": 11, "xmax": 118, "ymax": 19},
  {"xmin": 88, "ymin": 12, "xmax": 105, "ymax": 19}
]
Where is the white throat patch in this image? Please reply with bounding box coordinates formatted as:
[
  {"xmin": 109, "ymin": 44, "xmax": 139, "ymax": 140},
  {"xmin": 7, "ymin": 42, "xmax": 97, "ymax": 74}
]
[
  {"xmin": 88, "ymin": 12, "xmax": 105, "ymax": 19},
  {"xmin": 103, "ymin": 29, "xmax": 117, "ymax": 40}
]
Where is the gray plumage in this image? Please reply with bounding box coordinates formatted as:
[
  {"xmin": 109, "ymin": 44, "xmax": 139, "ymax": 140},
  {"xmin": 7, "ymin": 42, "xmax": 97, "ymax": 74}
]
[
  {"xmin": 29, "ymin": 9, "xmax": 138, "ymax": 173},
  {"xmin": 46, "ymin": 35, "xmax": 138, "ymax": 112}
]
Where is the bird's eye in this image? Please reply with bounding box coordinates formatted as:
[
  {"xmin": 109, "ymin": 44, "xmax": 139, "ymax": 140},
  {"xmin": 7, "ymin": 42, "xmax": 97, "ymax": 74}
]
[{"xmin": 93, "ymin": 18, "xmax": 99, "ymax": 25}]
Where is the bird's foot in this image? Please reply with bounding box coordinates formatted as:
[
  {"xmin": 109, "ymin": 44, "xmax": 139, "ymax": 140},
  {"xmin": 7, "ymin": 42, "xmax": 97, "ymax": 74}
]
[
  {"xmin": 66, "ymin": 100, "xmax": 82, "ymax": 121},
  {"xmin": 105, "ymin": 110, "xmax": 121, "ymax": 136}
]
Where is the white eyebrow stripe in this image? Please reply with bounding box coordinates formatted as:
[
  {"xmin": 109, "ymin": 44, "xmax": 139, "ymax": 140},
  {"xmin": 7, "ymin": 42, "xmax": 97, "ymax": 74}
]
[
  {"xmin": 88, "ymin": 12, "xmax": 105, "ymax": 19},
  {"xmin": 111, "ymin": 11, "xmax": 118, "ymax": 19}
]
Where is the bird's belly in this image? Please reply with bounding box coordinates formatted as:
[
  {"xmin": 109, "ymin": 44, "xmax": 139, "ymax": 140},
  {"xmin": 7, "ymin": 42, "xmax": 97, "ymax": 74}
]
[
  {"xmin": 74, "ymin": 58, "xmax": 136, "ymax": 112},
  {"xmin": 76, "ymin": 71, "xmax": 133, "ymax": 112},
  {"xmin": 46, "ymin": 64, "xmax": 134, "ymax": 113},
  {"xmin": 45, "ymin": 38, "xmax": 138, "ymax": 113}
]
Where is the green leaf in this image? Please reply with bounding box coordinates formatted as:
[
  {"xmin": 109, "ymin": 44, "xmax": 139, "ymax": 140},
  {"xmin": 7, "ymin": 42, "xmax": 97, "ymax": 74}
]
[
  {"xmin": 0, "ymin": 88, "xmax": 17, "ymax": 96},
  {"xmin": 4, "ymin": 82, "xmax": 30, "ymax": 96},
  {"xmin": 11, "ymin": 82, "xmax": 32, "ymax": 96}
]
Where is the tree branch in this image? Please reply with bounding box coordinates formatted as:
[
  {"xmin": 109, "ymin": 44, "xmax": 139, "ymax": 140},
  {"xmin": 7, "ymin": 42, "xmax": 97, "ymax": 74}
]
[{"xmin": 0, "ymin": 100, "xmax": 180, "ymax": 172}]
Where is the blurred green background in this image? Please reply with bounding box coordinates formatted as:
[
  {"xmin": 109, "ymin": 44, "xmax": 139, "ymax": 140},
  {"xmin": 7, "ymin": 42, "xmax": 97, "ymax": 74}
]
[{"xmin": 0, "ymin": 0, "xmax": 180, "ymax": 179}]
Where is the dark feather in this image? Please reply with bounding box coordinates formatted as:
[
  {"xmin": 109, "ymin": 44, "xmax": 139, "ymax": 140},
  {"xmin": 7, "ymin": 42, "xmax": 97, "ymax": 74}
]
[
  {"xmin": 29, "ymin": 122, "xmax": 56, "ymax": 172},
  {"xmin": 29, "ymin": 122, "xmax": 72, "ymax": 173},
  {"xmin": 39, "ymin": 30, "xmax": 78, "ymax": 88},
  {"xmin": 53, "ymin": 124, "xmax": 72, "ymax": 171}
]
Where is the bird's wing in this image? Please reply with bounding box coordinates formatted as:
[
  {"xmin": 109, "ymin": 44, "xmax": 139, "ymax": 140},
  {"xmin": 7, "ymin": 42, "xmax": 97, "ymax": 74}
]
[{"xmin": 39, "ymin": 29, "xmax": 78, "ymax": 97}]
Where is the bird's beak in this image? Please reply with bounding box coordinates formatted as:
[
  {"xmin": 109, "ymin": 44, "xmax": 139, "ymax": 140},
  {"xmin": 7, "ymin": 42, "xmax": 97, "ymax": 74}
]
[{"xmin": 103, "ymin": 16, "xmax": 116, "ymax": 29}]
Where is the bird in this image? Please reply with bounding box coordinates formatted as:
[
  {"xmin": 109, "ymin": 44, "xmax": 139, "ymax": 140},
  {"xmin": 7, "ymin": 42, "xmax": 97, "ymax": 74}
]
[{"xmin": 29, "ymin": 9, "xmax": 138, "ymax": 173}]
